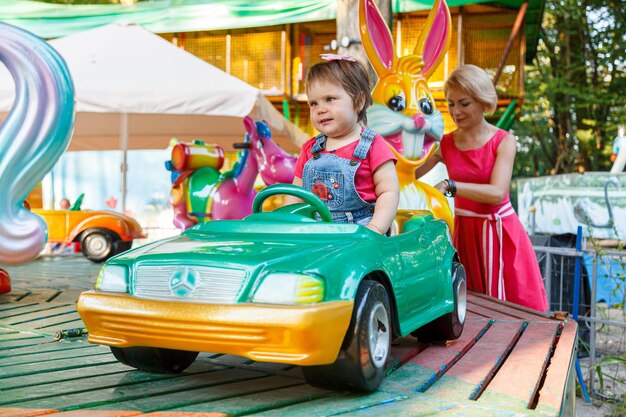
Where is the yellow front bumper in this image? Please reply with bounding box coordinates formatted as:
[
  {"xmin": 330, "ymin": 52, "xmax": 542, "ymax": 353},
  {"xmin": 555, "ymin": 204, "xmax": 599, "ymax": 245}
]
[{"xmin": 77, "ymin": 291, "xmax": 353, "ymax": 366}]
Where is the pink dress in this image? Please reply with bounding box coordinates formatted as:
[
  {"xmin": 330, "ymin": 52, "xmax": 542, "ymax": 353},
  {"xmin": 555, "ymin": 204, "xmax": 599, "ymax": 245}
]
[{"xmin": 440, "ymin": 130, "xmax": 548, "ymax": 312}]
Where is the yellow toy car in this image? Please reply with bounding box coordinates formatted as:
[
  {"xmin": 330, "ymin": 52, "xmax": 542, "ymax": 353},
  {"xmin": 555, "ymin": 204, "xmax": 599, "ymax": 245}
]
[{"xmin": 33, "ymin": 204, "xmax": 146, "ymax": 262}]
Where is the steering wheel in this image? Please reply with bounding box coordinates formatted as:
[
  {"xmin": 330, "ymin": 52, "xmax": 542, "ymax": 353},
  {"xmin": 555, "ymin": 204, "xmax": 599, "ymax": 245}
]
[
  {"xmin": 252, "ymin": 184, "xmax": 332, "ymax": 223},
  {"xmin": 70, "ymin": 193, "xmax": 84, "ymax": 211}
]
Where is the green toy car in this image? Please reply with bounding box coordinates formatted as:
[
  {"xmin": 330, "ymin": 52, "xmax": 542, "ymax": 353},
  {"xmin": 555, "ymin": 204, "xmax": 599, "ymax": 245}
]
[{"xmin": 78, "ymin": 184, "xmax": 466, "ymax": 392}]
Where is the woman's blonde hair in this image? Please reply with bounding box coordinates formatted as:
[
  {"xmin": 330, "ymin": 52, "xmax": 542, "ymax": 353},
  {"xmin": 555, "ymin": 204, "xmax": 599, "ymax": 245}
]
[
  {"xmin": 305, "ymin": 59, "xmax": 372, "ymax": 125},
  {"xmin": 444, "ymin": 64, "xmax": 498, "ymax": 115}
]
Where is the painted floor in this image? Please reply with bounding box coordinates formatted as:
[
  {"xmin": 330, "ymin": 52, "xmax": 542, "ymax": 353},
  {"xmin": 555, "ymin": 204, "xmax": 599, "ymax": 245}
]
[{"xmin": 0, "ymin": 254, "xmax": 577, "ymax": 416}]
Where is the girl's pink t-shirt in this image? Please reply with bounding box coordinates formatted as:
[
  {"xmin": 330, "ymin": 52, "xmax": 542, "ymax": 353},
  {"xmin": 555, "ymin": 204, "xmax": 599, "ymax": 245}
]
[{"xmin": 294, "ymin": 133, "xmax": 396, "ymax": 202}]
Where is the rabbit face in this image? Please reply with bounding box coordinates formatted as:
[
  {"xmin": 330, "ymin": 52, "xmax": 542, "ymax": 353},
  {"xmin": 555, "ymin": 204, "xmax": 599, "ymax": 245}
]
[
  {"xmin": 360, "ymin": 0, "xmax": 451, "ymax": 165},
  {"xmin": 368, "ymin": 68, "xmax": 444, "ymax": 160}
]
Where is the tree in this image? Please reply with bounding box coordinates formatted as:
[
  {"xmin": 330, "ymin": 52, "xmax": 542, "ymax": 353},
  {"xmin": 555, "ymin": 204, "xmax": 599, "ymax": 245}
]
[{"xmin": 513, "ymin": 0, "xmax": 626, "ymax": 176}]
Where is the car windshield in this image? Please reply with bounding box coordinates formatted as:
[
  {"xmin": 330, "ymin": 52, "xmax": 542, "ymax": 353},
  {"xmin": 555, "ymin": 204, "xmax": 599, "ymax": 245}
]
[{"xmin": 185, "ymin": 219, "xmax": 364, "ymax": 237}]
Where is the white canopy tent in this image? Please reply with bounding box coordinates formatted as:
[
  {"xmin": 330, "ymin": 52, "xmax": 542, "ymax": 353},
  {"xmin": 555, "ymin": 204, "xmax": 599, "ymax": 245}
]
[{"xmin": 0, "ymin": 22, "xmax": 307, "ymax": 211}]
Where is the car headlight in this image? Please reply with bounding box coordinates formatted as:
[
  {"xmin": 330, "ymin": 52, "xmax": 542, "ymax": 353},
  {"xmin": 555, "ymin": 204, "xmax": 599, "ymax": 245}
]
[
  {"xmin": 252, "ymin": 273, "xmax": 324, "ymax": 305},
  {"xmin": 95, "ymin": 265, "xmax": 128, "ymax": 292}
]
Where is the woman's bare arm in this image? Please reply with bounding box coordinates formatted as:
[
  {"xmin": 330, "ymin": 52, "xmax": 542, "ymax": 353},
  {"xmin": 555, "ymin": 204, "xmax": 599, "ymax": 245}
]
[
  {"xmin": 436, "ymin": 134, "xmax": 516, "ymax": 204},
  {"xmin": 414, "ymin": 147, "xmax": 443, "ymax": 179}
]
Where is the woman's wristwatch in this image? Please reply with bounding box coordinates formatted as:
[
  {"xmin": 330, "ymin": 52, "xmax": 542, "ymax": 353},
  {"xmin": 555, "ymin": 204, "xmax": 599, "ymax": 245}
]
[{"xmin": 444, "ymin": 179, "xmax": 457, "ymax": 197}]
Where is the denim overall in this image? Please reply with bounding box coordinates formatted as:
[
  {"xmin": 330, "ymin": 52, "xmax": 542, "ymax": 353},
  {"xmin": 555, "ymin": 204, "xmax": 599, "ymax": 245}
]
[{"xmin": 302, "ymin": 128, "xmax": 376, "ymax": 224}]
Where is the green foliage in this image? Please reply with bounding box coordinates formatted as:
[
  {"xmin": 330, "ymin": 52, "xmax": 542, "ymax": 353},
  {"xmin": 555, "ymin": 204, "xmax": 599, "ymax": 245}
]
[
  {"xmin": 594, "ymin": 354, "xmax": 626, "ymax": 416},
  {"xmin": 513, "ymin": 0, "xmax": 626, "ymax": 177}
]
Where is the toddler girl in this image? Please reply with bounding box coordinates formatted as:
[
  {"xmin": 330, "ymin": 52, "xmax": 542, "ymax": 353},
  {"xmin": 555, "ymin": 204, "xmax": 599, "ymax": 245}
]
[{"xmin": 288, "ymin": 55, "xmax": 399, "ymax": 234}]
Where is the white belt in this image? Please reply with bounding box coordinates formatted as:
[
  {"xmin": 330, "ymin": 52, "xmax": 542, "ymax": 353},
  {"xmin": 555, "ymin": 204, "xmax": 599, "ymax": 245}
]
[{"xmin": 455, "ymin": 202, "xmax": 515, "ymax": 300}]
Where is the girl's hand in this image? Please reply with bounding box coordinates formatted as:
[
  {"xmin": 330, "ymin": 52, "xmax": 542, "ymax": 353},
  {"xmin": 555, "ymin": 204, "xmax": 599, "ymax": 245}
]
[
  {"xmin": 369, "ymin": 160, "xmax": 399, "ymax": 235},
  {"xmin": 366, "ymin": 223, "xmax": 384, "ymax": 234},
  {"xmin": 284, "ymin": 176, "xmax": 304, "ymax": 206}
]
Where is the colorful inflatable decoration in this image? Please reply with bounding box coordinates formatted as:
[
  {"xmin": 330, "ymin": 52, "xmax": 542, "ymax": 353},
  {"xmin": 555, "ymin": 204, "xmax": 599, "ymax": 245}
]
[
  {"xmin": 0, "ymin": 23, "xmax": 75, "ymax": 265},
  {"xmin": 359, "ymin": 0, "xmax": 453, "ymax": 231},
  {"xmin": 167, "ymin": 116, "xmax": 296, "ymax": 230}
]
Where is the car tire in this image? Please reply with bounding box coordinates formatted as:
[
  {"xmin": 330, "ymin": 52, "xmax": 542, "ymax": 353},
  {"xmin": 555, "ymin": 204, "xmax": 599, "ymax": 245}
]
[
  {"xmin": 113, "ymin": 240, "xmax": 133, "ymax": 256},
  {"xmin": 110, "ymin": 346, "xmax": 198, "ymax": 373},
  {"xmin": 81, "ymin": 228, "xmax": 115, "ymax": 262},
  {"xmin": 412, "ymin": 262, "xmax": 467, "ymax": 342},
  {"xmin": 302, "ymin": 280, "xmax": 392, "ymax": 392}
]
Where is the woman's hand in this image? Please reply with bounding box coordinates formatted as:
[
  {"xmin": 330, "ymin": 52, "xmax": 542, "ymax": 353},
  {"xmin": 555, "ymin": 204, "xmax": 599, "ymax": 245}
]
[
  {"xmin": 435, "ymin": 180, "xmax": 448, "ymax": 195},
  {"xmin": 443, "ymin": 134, "xmax": 515, "ymax": 205}
]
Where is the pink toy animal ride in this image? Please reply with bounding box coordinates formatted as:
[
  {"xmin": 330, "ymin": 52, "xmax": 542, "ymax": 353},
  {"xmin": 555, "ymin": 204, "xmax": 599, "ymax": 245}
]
[{"xmin": 167, "ymin": 116, "xmax": 296, "ymax": 230}]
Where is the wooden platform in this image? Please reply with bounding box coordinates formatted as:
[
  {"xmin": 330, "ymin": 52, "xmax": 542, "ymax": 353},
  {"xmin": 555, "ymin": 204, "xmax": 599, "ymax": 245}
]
[{"xmin": 0, "ymin": 255, "xmax": 577, "ymax": 417}]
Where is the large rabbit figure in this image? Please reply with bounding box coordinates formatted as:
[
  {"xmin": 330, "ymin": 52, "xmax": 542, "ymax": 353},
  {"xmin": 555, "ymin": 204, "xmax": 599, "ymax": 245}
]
[{"xmin": 359, "ymin": 0, "xmax": 453, "ymax": 230}]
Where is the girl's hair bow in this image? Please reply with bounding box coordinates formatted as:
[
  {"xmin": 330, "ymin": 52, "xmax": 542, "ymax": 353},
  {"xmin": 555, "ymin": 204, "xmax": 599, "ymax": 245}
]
[{"xmin": 320, "ymin": 53, "xmax": 356, "ymax": 62}]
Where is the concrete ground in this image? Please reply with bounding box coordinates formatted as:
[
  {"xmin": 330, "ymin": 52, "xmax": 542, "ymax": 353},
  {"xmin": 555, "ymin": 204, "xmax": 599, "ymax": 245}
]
[{"xmin": 576, "ymin": 398, "xmax": 614, "ymax": 417}]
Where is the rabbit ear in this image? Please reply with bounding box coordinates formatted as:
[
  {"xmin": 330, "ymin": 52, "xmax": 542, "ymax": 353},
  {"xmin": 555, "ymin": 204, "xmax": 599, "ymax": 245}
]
[
  {"xmin": 414, "ymin": 0, "xmax": 451, "ymax": 80},
  {"xmin": 359, "ymin": 0, "xmax": 395, "ymax": 77}
]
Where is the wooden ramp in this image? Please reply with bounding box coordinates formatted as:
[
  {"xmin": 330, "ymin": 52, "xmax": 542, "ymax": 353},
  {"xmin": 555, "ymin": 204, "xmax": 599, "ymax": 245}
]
[{"xmin": 0, "ymin": 256, "xmax": 577, "ymax": 417}]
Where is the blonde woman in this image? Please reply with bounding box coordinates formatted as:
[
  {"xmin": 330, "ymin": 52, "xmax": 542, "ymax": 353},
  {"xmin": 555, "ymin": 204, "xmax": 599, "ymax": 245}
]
[{"xmin": 415, "ymin": 64, "xmax": 548, "ymax": 311}]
